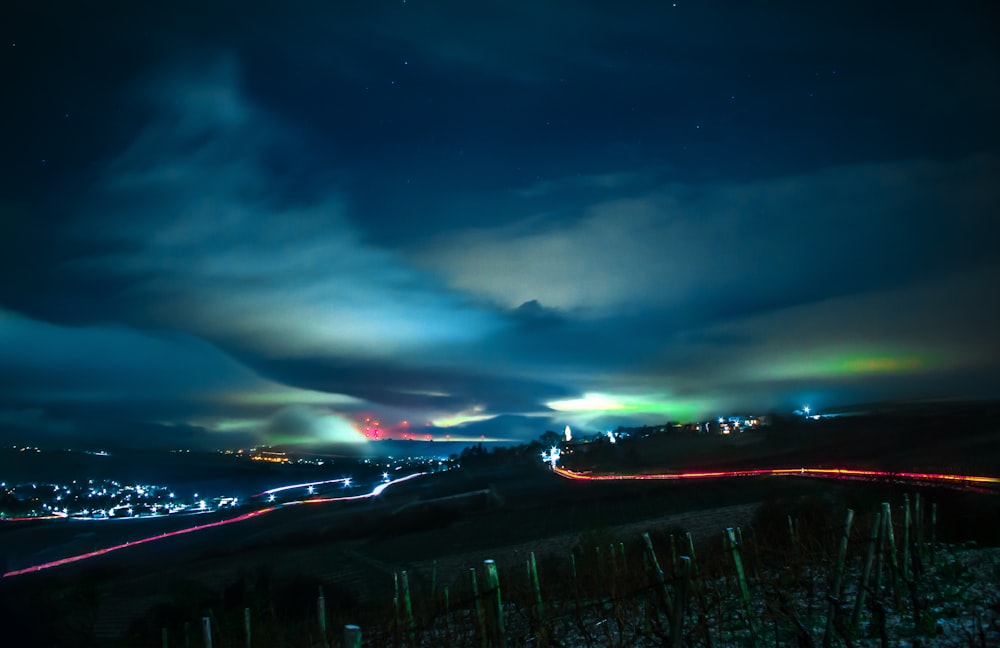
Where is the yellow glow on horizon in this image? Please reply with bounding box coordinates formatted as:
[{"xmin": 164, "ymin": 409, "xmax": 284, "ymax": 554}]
[
  {"xmin": 430, "ymin": 413, "xmax": 495, "ymax": 428},
  {"xmin": 755, "ymin": 348, "xmax": 934, "ymax": 381}
]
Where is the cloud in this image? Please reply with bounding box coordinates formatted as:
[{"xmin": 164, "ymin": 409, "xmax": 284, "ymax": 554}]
[
  {"xmin": 0, "ymin": 309, "xmax": 263, "ymax": 403},
  {"xmin": 80, "ymin": 56, "xmax": 500, "ymax": 360},
  {"xmin": 262, "ymin": 405, "xmax": 367, "ymax": 448},
  {"xmin": 0, "ymin": 309, "xmax": 378, "ymax": 447},
  {"xmin": 415, "ymin": 156, "xmax": 1000, "ymax": 316}
]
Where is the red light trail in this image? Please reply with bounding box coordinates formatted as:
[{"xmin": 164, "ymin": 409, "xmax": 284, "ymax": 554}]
[
  {"xmin": 552, "ymin": 465, "xmax": 1000, "ymax": 487},
  {"xmin": 2, "ymin": 473, "xmax": 426, "ymax": 579},
  {"xmin": 2, "ymin": 508, "xmax": 276, "ymax": 577}
]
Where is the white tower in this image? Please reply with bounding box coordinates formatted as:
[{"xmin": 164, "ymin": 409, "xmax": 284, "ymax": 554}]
[{"xmin": 564, "ymin": 425, "xmax": 572, "ymax": 442}]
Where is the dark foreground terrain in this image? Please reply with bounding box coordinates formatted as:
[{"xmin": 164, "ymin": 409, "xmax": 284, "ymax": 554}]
[{"xmin": 2, "ymin": 404, "xmax": 999, "ymax": 646}]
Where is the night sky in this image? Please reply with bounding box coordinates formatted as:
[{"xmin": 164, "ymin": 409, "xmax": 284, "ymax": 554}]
[{"xmin": 2, "ymin": 1, "xmax": 999, "ymax": 450}]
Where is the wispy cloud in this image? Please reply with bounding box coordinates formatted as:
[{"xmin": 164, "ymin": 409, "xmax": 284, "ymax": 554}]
[
  {"xmin": 416, "ymin": 156, "xmax": 999, "ymax": 315},
  {"xmin": 86, "ymin": 57, "xmax": 500, "ymax": 359}
]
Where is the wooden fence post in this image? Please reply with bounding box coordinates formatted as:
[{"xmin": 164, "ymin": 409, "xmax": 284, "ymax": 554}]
[
  {"xmin": 201, "ymin": 616, "xmax": 213, "ymax": 648},
  {"xmin": 686, "ymin": 531, "xmax": 714, "ymax": 648},
  {"xmin": 400, "ymin": 570, "xmax": 415, "ymax": 643},
  {"xmin": 318, "ymin": 586, "xmax": 328, "ymax": 648},
  {"xmin": 431, "ymin": 559, "xmax": 438, "ymax": 604},
  {"xmin": 902, "ymin": 495, "xmax": 912, "ymax": 583},
  {"xmin": 642, "ymin": 531, "xmax": 675, "ymax": 621},
  {"xmin": 851, "ymin": 510, "xmax": 880, "ymax": 640},
  {"xmin": 529, "ymin": 551, "xmax": 544, "ymax": 623},
  {"xmin": 726, "ymin": 527, "xmax": 756, "ymax": 646},
  {"xmin": 484, "ymin": 559, "xmax": 506, "ymax": 648},
  {"xmin": 444, "ymin": 585, "xmax": 452, "ymax": 637},
  {"xmin": 882, "ymin": 502, "xmax": 902, "ymax": 608},
  {"xmin": 470, "ymin": 567, "xmax": 487, "ymax": 648},
  {"xmin": 672, "ymin": 556, "xmax": 691, "ymax": 648},
  {"xmin": 823, "ymin": 508, "xmax": 854, "ymax": 648},
  {"xmin": 930, "ymin": 502, "xmax": 937, "ymax": 567},
  {"xmin": 343, "ymin": 624, "xmax": 362, "ymax": 648}
]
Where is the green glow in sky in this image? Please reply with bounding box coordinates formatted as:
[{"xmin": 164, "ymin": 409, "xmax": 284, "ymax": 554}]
[
  {"xmin": 547, "ymin": 392, "xmax": 712, "ymax": 423},
  {"xmin": 756, "ymin": 349, "xmax": 934, "ymax": 381},
  {"xmin": 430, "ymin": 412, "xmax": 494, "ymax": 428}
]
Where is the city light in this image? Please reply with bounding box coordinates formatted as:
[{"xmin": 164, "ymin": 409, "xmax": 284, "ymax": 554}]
[{"xmin": 3, "ymin": 472, "xmax": 428, "ymax": 578}]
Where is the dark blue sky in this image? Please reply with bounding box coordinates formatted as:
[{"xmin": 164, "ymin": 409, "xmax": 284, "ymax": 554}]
[{"xmin": 2, "ymin": 1, "xmax": 999, "ymax": 450}]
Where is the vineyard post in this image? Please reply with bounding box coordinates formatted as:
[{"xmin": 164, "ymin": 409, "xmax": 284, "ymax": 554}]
[
  {"xmin": 470, "ymin": 567, "xmax": 487, "ymax": 648},
  {"xmin": 431, "ymin": 559, "xmax": 438, "ymax": 605},
  {"xmin": 914, "ymin": 492, "xmax": 923, "ymax": 569},
  {"xmin": 930, "ymin": 502, "xmax": 937, "ymax": 567},
  {"xmin": 529, "ymin": 551, "xmax": 544, "ymax": 623},
  {"xmin": 184, "ymin": 621, "xmax": 190, "ymax": 648},
  {"xmin": 201, "ymin": 616, "xmax": 213, "ymax": 648},
  {"xmin": 874, "ymin": 507, "xmax": 886, "ymax": 590},
  {"xmin": 672, "ymin": 555, "xmax": 691, "ymax": 648},
  {"xmin": 343, "ymin": 624, "xmax": 362, "ymax": 648},
  {"xmin": 400, "ymin": 570, "xmax": 415, "ymax": 643},
  {"xmin": 243, "ymin": 607, "xmax": 251, "ymax": 648},
  {"xmin": 686, "ymin": 531, "xmax": 714, "ymax": 648},
  {"xmin": 318, "ymin": 586, "xmax": 328, "ymax": 648},
  {"xmin": 850, "ymin": 510, "xmax": 881, "ymax": 640},
  {"xmin": 882, "ymin": 502, "xmax": 902, "ymax": 609},
  {"xmin": 902, "ymin": 495, "xmax": 912, "ymax": 583},
  {"xmin": 642, "ymin": 531, "xmax": 675, "ymax": 621},
  {"xmin": 608, "ymin": 542, "xmax": 618, "ymax": 590},
  {"xmin": 444, "ymin": 585, "xmax": 451, "ymax": 637},
  {"xmin": 569, "ymin": 550, "xmax": 584, "ymax": 629},
  {"xmin": 822, "ymin": 508, "xmax": 854, "ymax": 648},
  {"xmin": 161, "ymin": 627, "xmax": 168, "ymax": 648},
  {"xmin": 393, "ymin": 571, "xmax": 400, "ymax": 632},
  {"xmin": 726, "ymin": 527, "xmax": 756, "ymax": 646},
  {"xmin": 484, "ymin": 559, "xmax": 507, "ymax": 648}
]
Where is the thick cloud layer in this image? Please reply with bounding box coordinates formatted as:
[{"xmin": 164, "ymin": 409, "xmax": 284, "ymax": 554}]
[{"xmin": 2, "ymin": 1, "xmax": 998, "ymax": 449}]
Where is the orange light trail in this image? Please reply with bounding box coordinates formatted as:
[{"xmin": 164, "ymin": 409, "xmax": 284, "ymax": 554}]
[{"xmin": 552, "ymin": 466, "xmax": 1000, "ymax": 487}]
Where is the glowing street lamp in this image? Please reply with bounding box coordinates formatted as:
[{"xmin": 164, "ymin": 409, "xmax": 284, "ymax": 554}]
[{"xmin": 541, "ymin": 446, "xmax": 561, "ymax": 468}]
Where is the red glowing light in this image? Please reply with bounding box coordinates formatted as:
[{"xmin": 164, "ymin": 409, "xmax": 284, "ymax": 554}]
[{"xmin": 2, "ymin": 508, "xmax": 276, "ymax": 577}]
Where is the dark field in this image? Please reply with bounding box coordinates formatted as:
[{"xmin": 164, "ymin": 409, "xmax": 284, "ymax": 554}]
[{"xmin": 2, "ymin": 404, "xmax": 999, "ymax": 645}]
